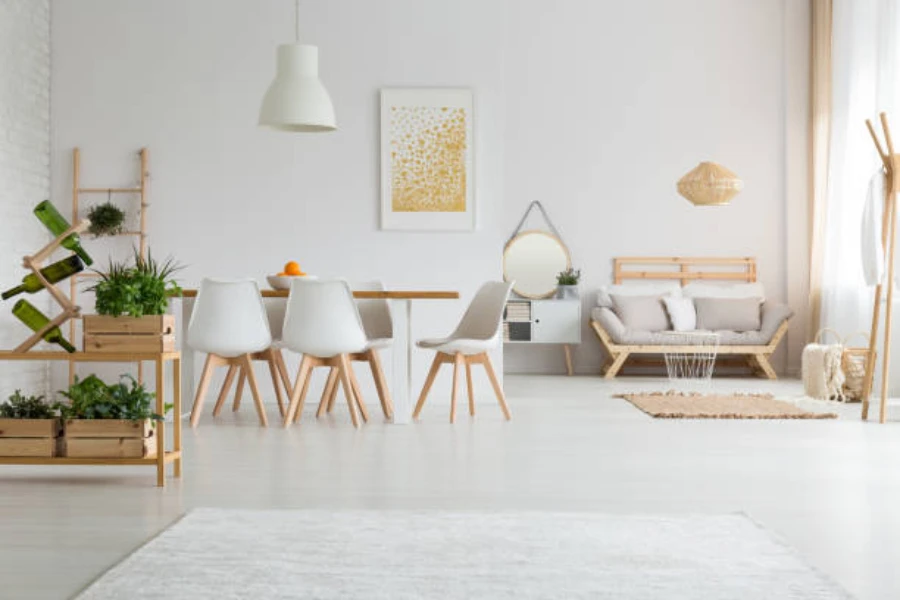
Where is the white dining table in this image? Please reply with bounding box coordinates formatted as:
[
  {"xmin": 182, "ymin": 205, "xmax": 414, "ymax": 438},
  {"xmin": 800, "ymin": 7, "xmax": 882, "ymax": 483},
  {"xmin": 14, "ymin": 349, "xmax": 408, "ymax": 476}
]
[{"xmin": 174, "ymin": 288, "xmax": 459, "ymax": 424}]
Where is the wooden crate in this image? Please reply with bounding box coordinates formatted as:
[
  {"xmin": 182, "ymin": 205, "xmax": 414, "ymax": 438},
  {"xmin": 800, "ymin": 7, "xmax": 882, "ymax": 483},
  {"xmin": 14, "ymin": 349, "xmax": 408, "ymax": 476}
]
[
  {"xmin": 63, "ymin": 418, "xmax": 156, "ymax": 458},
  {"xmin": 0, "ymin": 438, "xmax": 59, "ymax": 457},
  {"xmin": 0, "ymin": 418, "xmax": 62, "ymax": 438},
  {"xmin": 0, "ymin": 419, "xmax": 62, "ymax": 457},
  {"xmin": 64, "ymin": 419, "xmax": 152, "ymax": 439},
  {"xmin": 64, "ymin": 435, "xmax": 156, "ymax": 459},
  {"xmin": 82, "ymin": 314, "xmax": 175, "ymax": 353}
]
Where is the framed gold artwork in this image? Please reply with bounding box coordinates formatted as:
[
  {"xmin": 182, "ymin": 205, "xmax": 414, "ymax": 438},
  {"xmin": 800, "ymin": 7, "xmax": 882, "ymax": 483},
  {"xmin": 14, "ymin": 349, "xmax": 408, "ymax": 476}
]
[{"xmin": 380, "ymin": 88, "xmax": 475, "ymax": 231}]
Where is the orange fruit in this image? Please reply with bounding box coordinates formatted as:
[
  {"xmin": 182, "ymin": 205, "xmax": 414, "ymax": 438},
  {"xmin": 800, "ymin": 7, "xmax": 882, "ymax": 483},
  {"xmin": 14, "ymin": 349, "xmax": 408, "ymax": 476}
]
[
  {"xmin": 276, "ymin": 272, "xmax": 287, "ymax": 276},
  {"xmin": 284, "ymin": 261, "xmax": 302, "ymax": 276}
]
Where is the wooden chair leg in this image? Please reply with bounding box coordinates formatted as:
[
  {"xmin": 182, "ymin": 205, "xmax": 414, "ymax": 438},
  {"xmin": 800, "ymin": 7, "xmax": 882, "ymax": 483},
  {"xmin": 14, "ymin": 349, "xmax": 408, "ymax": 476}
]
[
  {"xmin": 273, "ymin": 348, "xmax": 293, "ymax": 394},
  {"xmin": 266, "ymin": 353, "xmax": 286, "ymax": 418},
  {"xmin": 482, "ymin": 353, "xmax": 512, "ymax": 420},
  {"xmin": 367, "ymin": 350, "xmax": 394, "ymax": 419},
  {"xmin": 450, "ymin": 353, "xmax": 464, "ymax": 424},
  {"xmin": 318, "ymin": 368, "xmax": 338, "ymax": 417},
  {"xmin": 293, "ymin": 367, "xmax": 313, "ymax": 423},
  {"xmin": 189, "ymin": 354, "xmax": 218, "ymax": 428},
  {"xmin": 337, "ymin": 354, "xmax": 361, "ymax": 428},
  {"xmin": 604, "ymin": 352, "xmax": 629, "ymax": 379},
  {"xmin": 284, "ymin": 355, "xmax": 313, "ymax": 427},
  {"xmin": 413, "ymin": 353, "xmax": 443, "ymax": 419},
  {"xmin": 465, "ymin": 359, "xmax": 475, "ymax": 416},
  {"xmin": 239, "ymin": 354, "xmax": 268, "ymax": 427},
  {"xmin": 232, "ymin": 369, "xmax": 247, "ymax": 411},
  {"xmin": 348, "ymin": 363, "xmax": 370, "ymax": 423},
  {"xmin": 326, "ymin": 368, "xmax": 341, "ymax": 413},
  {"xmin": 212, "ymin": 364, "xmax": 239, "ymax": 417}
]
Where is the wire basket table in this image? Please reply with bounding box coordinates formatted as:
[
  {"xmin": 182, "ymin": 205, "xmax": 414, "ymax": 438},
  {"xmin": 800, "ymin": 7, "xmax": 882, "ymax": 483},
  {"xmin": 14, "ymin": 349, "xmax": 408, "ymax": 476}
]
[{"xmin": 659, "ymin": 331, "xmax": 720, "ymax": 389}]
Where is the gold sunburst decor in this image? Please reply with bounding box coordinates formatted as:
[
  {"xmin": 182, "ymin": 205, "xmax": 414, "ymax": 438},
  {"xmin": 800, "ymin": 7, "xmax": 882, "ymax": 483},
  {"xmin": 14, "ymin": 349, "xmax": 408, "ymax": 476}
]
[{"xmin": 677, "ymin": 162, "xmax": 743, "ymax": 206}]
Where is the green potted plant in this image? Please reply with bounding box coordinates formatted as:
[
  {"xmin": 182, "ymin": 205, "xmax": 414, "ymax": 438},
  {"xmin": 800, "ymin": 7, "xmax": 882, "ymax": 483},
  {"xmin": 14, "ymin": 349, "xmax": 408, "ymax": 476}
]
[
  {"xmin": 57, "ymin": 374, "xmax": 170, "ymax": 458},
  {"xmin": 0, "ymin": 390, "xmax": 62, "ymax": 457},
  {"xmin": 556, "ymin": 268, "xmax": 581, "ymax": 299},
  {"xmin": 86, "ymin": 202, "xmax": 126, "ymax": 237},
  {"xmin": 84, "ymin": 249, "xmax": 182, "ymax": 352}
]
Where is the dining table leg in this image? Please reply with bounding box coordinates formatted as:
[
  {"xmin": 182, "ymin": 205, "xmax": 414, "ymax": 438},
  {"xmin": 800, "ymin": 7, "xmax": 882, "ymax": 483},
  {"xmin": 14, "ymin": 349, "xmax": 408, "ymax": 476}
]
[{"xmin": 391, "ymin": 299, "xmax": 414, "ymax": 424}]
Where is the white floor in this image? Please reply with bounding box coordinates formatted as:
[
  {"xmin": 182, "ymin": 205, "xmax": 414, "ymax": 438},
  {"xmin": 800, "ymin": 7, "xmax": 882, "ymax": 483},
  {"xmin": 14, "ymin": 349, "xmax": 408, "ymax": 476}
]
[{"xmin": 0, "ymin": 375, "xmax": 897, "ymax": 599}]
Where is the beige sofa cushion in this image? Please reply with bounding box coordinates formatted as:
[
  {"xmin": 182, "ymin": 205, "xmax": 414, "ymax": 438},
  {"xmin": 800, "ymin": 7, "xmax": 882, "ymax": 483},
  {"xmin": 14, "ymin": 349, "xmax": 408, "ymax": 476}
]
[
  {"xmin": 610, "ymin": 294, "xmax": 670, "ymax": 332},
  {"xmin": 682, "ymin": 282, "xmax": 766, "ymax": 300},
  {"xmin": 596, "ymin": 281, "xmax": 681, "ymax": 308},
  {"xmin": 694, "ymin": 297, "xmax": 762, "ymax": 332}
]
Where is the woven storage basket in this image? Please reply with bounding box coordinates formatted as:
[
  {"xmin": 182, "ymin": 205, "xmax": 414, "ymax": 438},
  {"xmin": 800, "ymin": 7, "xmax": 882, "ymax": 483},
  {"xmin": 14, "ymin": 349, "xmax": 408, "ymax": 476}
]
[{"xmin": 841, "ymin": 332, "xmax": 871, "ymax": 403}]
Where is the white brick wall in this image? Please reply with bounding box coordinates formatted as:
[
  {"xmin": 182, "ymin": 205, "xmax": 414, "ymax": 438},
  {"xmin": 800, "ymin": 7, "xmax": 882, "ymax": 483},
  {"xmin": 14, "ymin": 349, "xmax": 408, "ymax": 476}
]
[{"xmin": 0, "ymin": 0, "xmax": 51, "ymax": 399}]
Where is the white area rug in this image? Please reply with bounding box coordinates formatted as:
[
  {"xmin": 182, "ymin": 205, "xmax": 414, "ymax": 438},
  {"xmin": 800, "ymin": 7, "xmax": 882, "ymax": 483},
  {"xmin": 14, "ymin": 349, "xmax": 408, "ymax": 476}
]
[{"xmin": 76, "ymin": 509, "xmax": 851, "ymax": 599}]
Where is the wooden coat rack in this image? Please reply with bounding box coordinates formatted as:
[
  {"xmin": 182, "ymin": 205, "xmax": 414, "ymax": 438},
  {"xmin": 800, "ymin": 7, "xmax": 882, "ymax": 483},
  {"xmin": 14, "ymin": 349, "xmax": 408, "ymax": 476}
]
[{"xmin": 862, "ymin": 112, "xmax": 900, "ymax": 422}]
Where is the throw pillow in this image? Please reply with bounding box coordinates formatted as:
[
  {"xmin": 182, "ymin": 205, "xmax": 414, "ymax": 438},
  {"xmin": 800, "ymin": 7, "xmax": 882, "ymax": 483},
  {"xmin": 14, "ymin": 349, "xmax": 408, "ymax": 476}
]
[
  {"xmin": 610, "ymin": 294, "xmax": 671, "ymax": 332},
  {"xmin": 694, "ymin": 297, "xmax": 762, "ymax": 331},
  {"xmin": 662, "ymin": 296, "xmax": 696, "ymax": 331}
]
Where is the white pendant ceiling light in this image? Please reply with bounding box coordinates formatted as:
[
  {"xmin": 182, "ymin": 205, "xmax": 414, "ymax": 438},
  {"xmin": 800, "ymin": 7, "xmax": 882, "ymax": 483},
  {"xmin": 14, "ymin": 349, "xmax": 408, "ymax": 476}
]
[{"xmin": 259, "ymin": 0, "xmax": 336, "ymax": 132}]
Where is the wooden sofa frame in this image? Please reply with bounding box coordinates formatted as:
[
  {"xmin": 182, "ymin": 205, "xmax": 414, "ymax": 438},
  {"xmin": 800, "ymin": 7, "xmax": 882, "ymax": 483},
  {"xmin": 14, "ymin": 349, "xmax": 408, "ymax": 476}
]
[{"xmin": 590, "ymin": 257, "xmax": 790, "ymax": 380}]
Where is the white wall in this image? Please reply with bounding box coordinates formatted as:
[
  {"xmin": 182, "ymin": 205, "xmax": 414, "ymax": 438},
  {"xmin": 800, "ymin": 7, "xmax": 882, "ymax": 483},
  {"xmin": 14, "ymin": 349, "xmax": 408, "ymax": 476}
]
[
  {"xmin": 0, "ymin": 0, "xmax": 51, "ymax": 399},
  {"xmin": 50, "ymin": 0, "xmax": 509, "ymax": 402},
  {"xmin": 50, "ymin": 0, "xmax": 809, "ymax": 394},
  {"xmin": 502, "ymin": 0, "xmax": 808, "ymax": 375}
]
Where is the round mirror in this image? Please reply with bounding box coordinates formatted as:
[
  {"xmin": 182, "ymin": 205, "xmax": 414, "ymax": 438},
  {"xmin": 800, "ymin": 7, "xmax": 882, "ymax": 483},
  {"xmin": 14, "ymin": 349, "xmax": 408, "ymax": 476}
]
[{"xmin": 503, "ymin": 230, "xmax": 571, "ymax": 299}]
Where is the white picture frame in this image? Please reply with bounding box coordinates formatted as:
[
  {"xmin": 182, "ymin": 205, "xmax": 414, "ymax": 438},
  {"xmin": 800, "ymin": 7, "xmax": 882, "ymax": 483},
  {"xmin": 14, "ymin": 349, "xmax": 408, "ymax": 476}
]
[{"xmin": 380, "ymin": 88, "xmax": 475, "ymax": 231}]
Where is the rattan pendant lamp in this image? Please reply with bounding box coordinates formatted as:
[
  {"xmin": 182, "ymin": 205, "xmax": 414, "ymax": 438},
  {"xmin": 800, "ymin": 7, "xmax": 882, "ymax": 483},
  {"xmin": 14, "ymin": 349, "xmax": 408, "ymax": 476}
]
[
  {"xmin": 677, "ymin": 161, "xmax": 743, "ymax": 206},
  {"xmin": 259, "ymin": 0, "xmax": 336, "ymax": 132}
]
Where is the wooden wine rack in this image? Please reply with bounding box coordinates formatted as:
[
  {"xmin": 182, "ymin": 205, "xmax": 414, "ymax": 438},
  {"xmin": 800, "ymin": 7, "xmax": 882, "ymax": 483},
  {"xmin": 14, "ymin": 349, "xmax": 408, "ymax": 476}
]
[{"xmin": 12, "ymin": 220, "xmax": 88, "ymax": 353}]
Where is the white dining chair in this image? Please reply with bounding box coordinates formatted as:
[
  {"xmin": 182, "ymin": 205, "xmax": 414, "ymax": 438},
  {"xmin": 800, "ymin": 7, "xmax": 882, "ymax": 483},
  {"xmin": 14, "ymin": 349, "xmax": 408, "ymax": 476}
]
[
  {"xmin": 281, "ymin": 279, "xmax": 370, "ymax": 428},
  {"xmin": 413, "ymin": 281, "xmax": 513, "ymax": 423},
  {"xmin": 187, "ymin": 278, "xmax": 280, "ymax": 428},
  {"xmin": 317, "ymin": 281, "xmax": 394, "ymax": 420}
]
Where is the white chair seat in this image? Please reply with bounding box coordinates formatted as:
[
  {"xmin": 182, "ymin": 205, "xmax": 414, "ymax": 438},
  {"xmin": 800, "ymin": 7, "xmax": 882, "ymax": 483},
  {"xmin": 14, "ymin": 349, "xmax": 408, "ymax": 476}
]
[{"xmin": 416, "ymin": 336, "xmax": 497, "ymax": 355}]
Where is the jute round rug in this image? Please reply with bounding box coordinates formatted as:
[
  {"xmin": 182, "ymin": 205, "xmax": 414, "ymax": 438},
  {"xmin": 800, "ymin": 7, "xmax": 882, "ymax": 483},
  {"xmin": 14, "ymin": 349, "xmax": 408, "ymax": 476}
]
[{"xmin": 616, "ymin": 392, "xmax": 838, "ymax": 419}]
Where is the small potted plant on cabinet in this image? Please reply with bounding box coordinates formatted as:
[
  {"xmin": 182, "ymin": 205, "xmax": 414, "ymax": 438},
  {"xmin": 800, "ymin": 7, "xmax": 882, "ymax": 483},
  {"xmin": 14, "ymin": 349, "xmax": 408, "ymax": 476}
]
[
  {"xmin": 0, "ymin": 391, "xmax": 62, "ymax": 457},
  {"xmin": 58, "ymin": 374, "xmax": 169, "ymax": 458},
  {"xmin": 556, "ymin": 268, "xmax": 581, "ymax": 299},
  {"xmin": 84, "ymin": 249, "xmax": 182, "ymax": 353}
]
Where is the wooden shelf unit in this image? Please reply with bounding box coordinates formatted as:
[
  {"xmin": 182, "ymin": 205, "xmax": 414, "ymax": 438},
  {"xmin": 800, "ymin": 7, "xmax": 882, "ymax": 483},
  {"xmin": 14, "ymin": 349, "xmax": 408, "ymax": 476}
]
[
  {"xmin": 0, "ymin": 350, "xmax": 182, "ymax": 487},
  {"xmin": 69, "ymin": 147, "xmax": 149, "ymax": 384}
]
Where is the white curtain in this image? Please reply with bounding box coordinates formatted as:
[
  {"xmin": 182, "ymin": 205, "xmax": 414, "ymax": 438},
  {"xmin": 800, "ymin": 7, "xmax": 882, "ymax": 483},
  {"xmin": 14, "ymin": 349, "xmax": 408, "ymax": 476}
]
[{"xmin": 819, "ymin": 0, "xmax": 900, "ymax": 383}]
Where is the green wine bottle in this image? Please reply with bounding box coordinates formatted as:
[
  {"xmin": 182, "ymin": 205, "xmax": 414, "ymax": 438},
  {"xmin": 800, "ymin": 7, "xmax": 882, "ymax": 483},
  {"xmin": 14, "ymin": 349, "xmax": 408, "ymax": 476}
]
[
  {"xmin": 1, "ymin": 256, "xmax": 85, "ymax": 300},
  {"xmin": 12, "ymin": 299, "xmax": 77, "ymax": 353},
  {"xmin": 33, "ymin": 200, "xmax": 93, "ymax": 266}
]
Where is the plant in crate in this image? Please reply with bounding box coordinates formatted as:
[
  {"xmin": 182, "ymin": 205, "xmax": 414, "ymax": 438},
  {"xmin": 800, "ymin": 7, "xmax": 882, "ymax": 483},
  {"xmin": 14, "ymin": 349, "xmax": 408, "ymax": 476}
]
[
  {"xmin": 56, "ymin": 374, "xmax": 169, "ymax": 422},
  {"xmin": 56, "ymin": 374, "xmax": 171, "ymax": 459},
  {"xmin": 556, "ymin": 268, "xmax": 581, "ymax": 299},
  {"xmin": 84, "ymin": 249, "xmax": 182, "ymax": 353},
  {"xmin": 90, "ymin": 249, "xmax": 182, "ymax": 318},
  {"xmin": 0, "ymin": 390, "xmax": 55, "ymax": 419},
  {"xmin": 0, "ymin": 390, "xmax": 62, "ymax": 457}
]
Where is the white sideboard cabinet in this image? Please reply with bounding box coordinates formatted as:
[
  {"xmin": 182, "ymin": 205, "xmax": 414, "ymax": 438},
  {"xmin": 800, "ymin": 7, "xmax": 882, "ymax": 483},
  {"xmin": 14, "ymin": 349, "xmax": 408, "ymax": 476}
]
[{"xmin": 503, "ymin": 298, "xmax": 581, "ymax": 375}]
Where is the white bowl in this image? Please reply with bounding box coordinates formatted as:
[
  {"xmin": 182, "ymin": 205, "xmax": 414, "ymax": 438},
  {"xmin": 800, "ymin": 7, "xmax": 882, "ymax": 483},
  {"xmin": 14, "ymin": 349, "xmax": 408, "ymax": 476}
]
[{"xmin": 266, "ymin": 274, "xmax": 316, "ymax": 290}]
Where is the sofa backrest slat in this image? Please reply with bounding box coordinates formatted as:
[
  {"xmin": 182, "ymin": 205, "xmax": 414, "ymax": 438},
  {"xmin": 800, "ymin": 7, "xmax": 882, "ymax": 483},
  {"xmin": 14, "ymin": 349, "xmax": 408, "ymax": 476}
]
[{"xmin": 613, "ymin": 257, "xmax": 757, "ymax": 286}]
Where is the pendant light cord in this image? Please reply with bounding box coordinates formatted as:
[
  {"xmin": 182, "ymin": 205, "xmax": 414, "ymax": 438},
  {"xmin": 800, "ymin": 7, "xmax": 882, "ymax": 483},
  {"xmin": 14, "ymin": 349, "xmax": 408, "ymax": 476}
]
[{"xmin": 294, "ymin": 0, "xmax": 300, "ymax": 42}]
